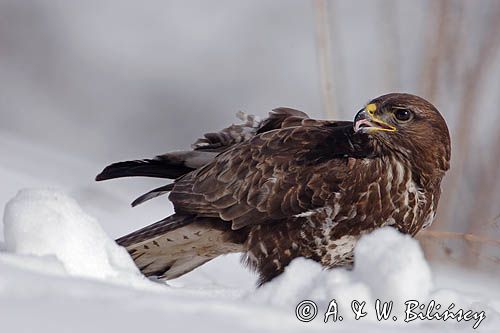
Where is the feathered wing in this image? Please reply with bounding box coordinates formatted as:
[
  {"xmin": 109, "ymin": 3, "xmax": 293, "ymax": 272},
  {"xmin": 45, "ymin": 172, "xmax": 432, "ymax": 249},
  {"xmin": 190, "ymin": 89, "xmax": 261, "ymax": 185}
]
[
  {"xmin": 96, "ymin": 108, "xmax": 313, "ymax": 206},
  {"xmin": 99, "ymin": 109, "xmax": 367, "ymax": 280},
  {"xmin": 114, "ymin": 122, "xmax": 369, "ymax": 280},
  {"xmin": 169, "ymin": 122, "xmax": 366, "ymax": 230},
  {"xmin": 95, "ymin": 155, "xmax": 198, "ymax": 181},
  {"xmin": 131, "ymin": 184, "xmax": 174, "ymax": 207},
  {"xmin": 95, "ymin": 107, "xmax": 289, "ymax": 181}
]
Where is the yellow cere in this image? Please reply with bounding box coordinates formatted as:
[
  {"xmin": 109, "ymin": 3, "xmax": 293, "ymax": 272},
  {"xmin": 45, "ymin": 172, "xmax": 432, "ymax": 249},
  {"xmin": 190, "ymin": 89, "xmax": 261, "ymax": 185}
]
[
  {"xmin": 365, "ymin": 103, "xmax": 397, "ymax": 132},
  {"xmin": 366, "ymin": 103, "xmax": 377, "ymax": 115}
]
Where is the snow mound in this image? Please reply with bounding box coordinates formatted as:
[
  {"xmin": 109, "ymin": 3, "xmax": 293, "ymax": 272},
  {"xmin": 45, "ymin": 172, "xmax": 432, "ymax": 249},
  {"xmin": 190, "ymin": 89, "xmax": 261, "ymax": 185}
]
[
  {"xmin": 252, "ymin": 227, "xmax": 432, "ymax": 317},
  {"xmin": 251, "ymin": 257, "xmax": 373, "ymax": 312},
  {"xmin": 2, "ymin": 189, "xmax": 145, "ymax": 285},
  {"xmin": 354, "ymin": 227, "xmax": 432, "ymax": 302}
]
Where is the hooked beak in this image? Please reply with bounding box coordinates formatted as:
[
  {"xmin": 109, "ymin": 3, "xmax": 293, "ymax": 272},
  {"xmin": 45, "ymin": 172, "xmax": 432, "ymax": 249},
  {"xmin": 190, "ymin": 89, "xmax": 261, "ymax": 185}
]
[{"xmin": 354, "ymin": 109, "xmax": 396, "ymax": 133}]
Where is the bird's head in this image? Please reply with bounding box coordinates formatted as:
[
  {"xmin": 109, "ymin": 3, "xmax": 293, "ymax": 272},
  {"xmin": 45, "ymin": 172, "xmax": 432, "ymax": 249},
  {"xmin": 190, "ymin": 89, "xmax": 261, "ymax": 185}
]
[{"xmin": 353, "ymin": 93, "xmax": 451, "ymax": 181}]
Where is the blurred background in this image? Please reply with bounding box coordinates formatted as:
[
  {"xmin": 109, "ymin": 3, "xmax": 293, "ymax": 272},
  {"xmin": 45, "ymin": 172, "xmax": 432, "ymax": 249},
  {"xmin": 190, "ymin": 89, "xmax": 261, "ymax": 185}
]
[{"xmin": 0, "ymin": 0, "xmax": 499, "ymax": 269}]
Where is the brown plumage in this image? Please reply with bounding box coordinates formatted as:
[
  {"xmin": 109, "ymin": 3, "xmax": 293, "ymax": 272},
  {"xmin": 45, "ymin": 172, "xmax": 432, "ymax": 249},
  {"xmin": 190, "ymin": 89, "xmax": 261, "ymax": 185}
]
[{"xmin": 96, "ymin": 93, "xmax": 451, "ymax": 285}]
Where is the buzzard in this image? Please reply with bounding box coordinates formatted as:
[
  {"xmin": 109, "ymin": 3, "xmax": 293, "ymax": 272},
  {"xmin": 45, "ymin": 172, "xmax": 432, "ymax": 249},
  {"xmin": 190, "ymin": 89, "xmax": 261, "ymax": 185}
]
[{"xmin": 96, "ymin": 93, "xmax": 451, "ymax": 285}]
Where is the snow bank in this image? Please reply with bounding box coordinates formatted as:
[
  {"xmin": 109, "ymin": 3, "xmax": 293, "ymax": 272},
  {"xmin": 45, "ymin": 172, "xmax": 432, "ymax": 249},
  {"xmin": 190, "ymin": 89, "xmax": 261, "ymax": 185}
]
[
  {"xmin": 252, "ymin": 227, "xmax": 432, "ymax": 319},
  {"xmin": 2, "ymin": 189, "xmax": 147, "ymax": 286},
  {"xmin": 354, "ymin": 227, "xmax": 432, "ymax": 302}
]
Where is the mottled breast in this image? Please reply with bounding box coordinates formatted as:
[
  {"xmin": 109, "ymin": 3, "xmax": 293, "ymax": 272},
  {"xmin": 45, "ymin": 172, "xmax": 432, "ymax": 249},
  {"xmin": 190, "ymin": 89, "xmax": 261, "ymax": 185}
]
[{"xmin": 298, "ymin": 156, "xmax": 436, "ymax": 267}]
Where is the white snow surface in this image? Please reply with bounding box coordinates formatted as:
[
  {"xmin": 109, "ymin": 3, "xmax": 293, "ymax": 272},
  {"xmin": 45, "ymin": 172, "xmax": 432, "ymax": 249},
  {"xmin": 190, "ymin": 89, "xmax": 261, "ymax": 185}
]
[
  {"xmin": 3, "ymin": 189, "xmax": 147, "ymax": 286},
  {"xmin": 354, "ymin": 228, "xmax": 433, "ymax": 303}
]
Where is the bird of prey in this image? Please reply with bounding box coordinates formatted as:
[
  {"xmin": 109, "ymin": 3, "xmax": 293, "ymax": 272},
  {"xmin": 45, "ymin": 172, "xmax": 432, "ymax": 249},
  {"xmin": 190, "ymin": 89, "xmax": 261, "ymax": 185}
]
[{"xmin": 96, "ymin": 93, "xmax": 451, "ymax": 285}]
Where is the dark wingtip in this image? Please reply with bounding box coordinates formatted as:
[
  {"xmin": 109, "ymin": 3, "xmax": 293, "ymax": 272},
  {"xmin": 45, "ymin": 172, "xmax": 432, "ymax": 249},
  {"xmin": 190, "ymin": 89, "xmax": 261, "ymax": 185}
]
[
  {"xmin": 95, "ymin": 164, "xmax": 119, "ymax": 181},
  {"xmin": 130, "ymin": 183, "xmax": 175, "ymax": 207},
  {"xmin": 131, "ymin": 194, "xmax": 146, "ymax": 207},
  {"xmin": 95, "ymin": 171, "xmax": 107, "ymax": 181},
  {"xmin": 94, "ymin": 163, "xmax": 122, "ymax": 182},
  {"xmin": 94, "ymin": 159, "xmax": 193, "ymax": 182}
]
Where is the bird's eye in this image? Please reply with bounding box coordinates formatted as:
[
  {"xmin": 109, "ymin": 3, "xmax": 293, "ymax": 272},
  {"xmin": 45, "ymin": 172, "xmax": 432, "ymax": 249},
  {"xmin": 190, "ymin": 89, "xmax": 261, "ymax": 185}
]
[{"xmin": 393, "ymin": 109, "xmax": 413, "ymax": 122}]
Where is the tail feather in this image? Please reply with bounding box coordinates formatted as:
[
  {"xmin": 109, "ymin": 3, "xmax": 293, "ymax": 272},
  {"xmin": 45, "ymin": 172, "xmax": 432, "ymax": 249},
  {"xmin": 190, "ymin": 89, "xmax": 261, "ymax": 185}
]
[
  {"xmin": 116, "ymin": 214, "xmax": 193, "ymax": 247},
  {"xmin": 117, "ymin": 214, "xmax": 245, "ymax": 280}
]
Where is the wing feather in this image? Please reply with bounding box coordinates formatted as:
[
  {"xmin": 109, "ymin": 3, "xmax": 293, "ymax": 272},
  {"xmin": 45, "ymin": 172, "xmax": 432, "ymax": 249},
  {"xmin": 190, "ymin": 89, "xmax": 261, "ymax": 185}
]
[{"xmin": 169, "ymin": 123, "xmax": 372, "ymax": 229}]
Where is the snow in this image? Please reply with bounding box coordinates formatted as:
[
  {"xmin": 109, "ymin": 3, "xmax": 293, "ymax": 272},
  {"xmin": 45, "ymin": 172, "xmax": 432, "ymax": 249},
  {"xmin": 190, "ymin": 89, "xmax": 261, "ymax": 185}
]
[
  {"xmin": 3, "ymin": 189, "xmax": 149, "ymax": 287},
  {"xmin": 251, "ymin": 228, "xmax": 432, "ymax": 321},
  {"xmin": 0, "ymin": 136, "xmax": 499, "ymax": 332},
  {"xmin": 353, "ymin": 228, "xmax": 432, "ymax": 303}
]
